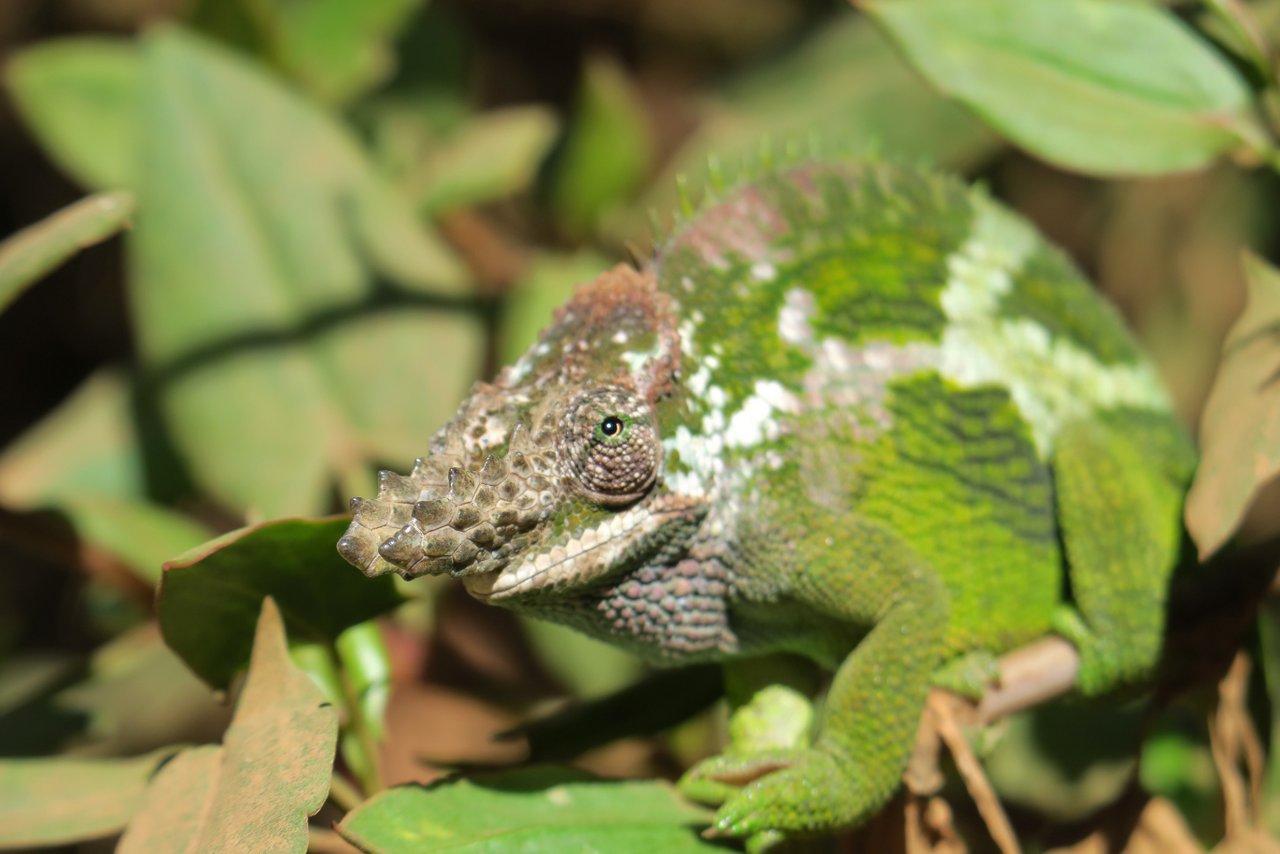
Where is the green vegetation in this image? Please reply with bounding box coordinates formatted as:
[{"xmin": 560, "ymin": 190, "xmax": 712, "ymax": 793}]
[{"xmin": 0, "ymin": 0, "xmax": 1279, "ymax": 850}]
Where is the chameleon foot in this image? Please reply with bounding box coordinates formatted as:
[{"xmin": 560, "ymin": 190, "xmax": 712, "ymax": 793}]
[{"xmin": 686, "ymin": 747, "xmax": 864, "ymax": 845}]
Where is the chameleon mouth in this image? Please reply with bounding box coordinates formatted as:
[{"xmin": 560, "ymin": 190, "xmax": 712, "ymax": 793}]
[{"xmin": 462, "ymin": 496, "xmax": 702, "ymax": 601}]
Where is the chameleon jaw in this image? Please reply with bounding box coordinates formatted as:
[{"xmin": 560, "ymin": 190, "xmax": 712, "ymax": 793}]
[{"xmin": 461, "ymin": 494, "xmax": 705, "ymax": 602}]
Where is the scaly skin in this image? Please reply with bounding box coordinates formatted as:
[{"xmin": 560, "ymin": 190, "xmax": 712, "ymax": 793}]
[{"xmin": 337, "ymin": 161, "xmax": 1194, "ymax": 844}]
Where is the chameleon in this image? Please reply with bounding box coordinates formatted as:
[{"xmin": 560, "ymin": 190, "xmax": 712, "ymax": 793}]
[{"xmin": 336, "ymin": 160, "xmax": 1193, "ymax": 844}]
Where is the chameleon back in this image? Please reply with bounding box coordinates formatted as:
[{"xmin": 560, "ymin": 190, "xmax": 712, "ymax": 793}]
[{"xmin": 651, "ymin": 161, "xmax": 1189, "ymax": 654}]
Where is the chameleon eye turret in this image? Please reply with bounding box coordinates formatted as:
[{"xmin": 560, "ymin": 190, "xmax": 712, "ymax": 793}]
[{"xmin": 562, "ymin": 386, "xmax": 660, "ymax": 506}]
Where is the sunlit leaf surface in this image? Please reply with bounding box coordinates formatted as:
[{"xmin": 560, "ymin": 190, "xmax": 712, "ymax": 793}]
[
  {"xmin": 338, "ymin": 767, "xmax": 718, "ymax": 854},
  {"xmin": 863, "ymin": 0, "xmax": 1256, "ymax": 175}
]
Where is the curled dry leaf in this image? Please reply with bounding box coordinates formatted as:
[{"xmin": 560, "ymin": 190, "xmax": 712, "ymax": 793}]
[{"xmin": 1185, "ymin": 253, "xmax": 1280, "ymax": 558}]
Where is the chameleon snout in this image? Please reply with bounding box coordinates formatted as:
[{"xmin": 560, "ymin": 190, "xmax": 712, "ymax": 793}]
[{"xmin": 336, "ymin": 447, "xmax": 559, "ymax": 579}]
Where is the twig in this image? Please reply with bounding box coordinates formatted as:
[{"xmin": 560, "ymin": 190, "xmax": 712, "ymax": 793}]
[
  {"xmin": 927, "ymin": 692, "xmax": 1021, "ymax": 854},
  {"xmin": 977, "ymin": 636, "xmax": 1079, "ymax": 724}
]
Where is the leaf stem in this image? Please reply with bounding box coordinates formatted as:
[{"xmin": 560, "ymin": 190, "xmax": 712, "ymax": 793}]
[
  {"xmin": 334, "ymin": 623, "xmax": 389, "ymax": 797},
  {"xmin": 1205, "ymin": 0, "xmax": 1276, "ymax": 88},
  {"xmin": 329, "ymin": 772, "xmax": 364, "ymax": 812}
]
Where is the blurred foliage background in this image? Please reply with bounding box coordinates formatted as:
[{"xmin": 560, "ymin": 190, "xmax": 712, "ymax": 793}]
[{"xmin": 0, "ymin": 0, "xmax": 1277, "ymax": 851}]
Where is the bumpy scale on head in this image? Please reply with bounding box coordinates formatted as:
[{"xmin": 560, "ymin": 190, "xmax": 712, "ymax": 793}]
[{"xmin": 337, "ymin": 265, "xmax": 706, "ymax": 605}]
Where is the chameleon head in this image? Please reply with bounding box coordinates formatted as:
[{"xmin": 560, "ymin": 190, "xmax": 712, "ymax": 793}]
[{"xmin": 336, "ymin": 264, "xmax": 706, "ymax": 602}]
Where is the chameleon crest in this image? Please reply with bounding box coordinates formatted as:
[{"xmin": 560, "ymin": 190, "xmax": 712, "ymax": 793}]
[{"xmin": 338, "ymin": 161, "xmax": 1192, "ymax": 842}]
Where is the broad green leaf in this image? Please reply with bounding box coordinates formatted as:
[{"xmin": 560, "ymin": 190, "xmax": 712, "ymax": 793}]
[
  {"xmin": 4, "ymin": 38, "xmax": 139, "ymax": 189},
  {"xmin": 55, "ymin": 623, "xmax": 231, "ymax": 756},
  {"xmin": 0, "ymin": 370, "xmax": 210, "ymax": 581},
  {"xmin": 119, "ymin": 599, "xmax": 338, "ymax": 853},
  {"xmin": 1185, "ymin": 254, "xmax": 1280, "ymax": 557},
  {"xmin": 131, "ymin": 26, "xmax": 477, "ymax": 518},
  {"xmin": 276, "ymin": 0, "xmax": 426, "ymax": 105},
  {"xmin": 500, "ymin": 251, "xmax": 610, "ymax": 366},
  {"xmin": 548, "ymin": 55, "xmax": 651, "ymax": 237},
  {"xmin": 338, "ymin": 767, "xmax": 717, "ymax": 853},
  {"xmin": 417, "ymin": 106, "xmax": 559, "ymax": 215},
  {"xmin": 157, "ymin": 517, "xmax": 401, "ymax": 689},
  {"xmin": 56, "ymin": 497, "xmax": 213, "ymax": 585},
  {"xmin": 0, "ymin": 371, "xmax": 144, "ymax": 500},
  {"xmin": 0, "ymin": 191, "xmax": 134, "ymax": 315},
  {"xmin": 623, "ymin": 12, "xmax": 997, "ymax": 242},
  {"xmin": 0, "ymin": 655, "xmax": 74, "ymax": 718},
  {"xmin": 0, "ymin": 750, "xmax": 175, "ymax": 847},
  {"xmin": 862, "ymin": 0, "xmax": 1257, "ymax": 176}
]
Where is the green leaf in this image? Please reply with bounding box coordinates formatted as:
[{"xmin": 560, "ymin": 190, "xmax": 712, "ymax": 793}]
[
  {"xmin": 1185, "ymin": 254, "xmax": 1280, "ymax": 556},
  {"xmin": 0, "ymin": 191, "xmax": 134, "ymax": 316},
  {"xmin": 338, "ymin": 767, "xmax": 717, "ymax": 853},
  {"xmin": 158, "ymin": 517, "xmax": 401, "ymax": 689},
  {"xmin": 548, "ymin": 55, "xmax": 651, "ymax": 236},
  {"xmin": 0, "ymin": 370, "xmax": 210, "ymax": 582},
  {"xmin": 131, "ymin": 26, "xmax": 478, "ymax": 517},
  {"xmin": 862, "ymin": 0, "xmax": 1257, "ymax": 176},
  {"xmin": 55, "ymin": 623, "xmax": 231, "ymax": 756},
  {"xmin": 418, "ymin": 106, "xmax": 559, "ymax": 215},
  {"xmin": 0, "ymin": 750, "xmax": 176, "ymax": 847},
  {"xmin": 622, "ymin": 12, "xmax": 998, "ymax": 242},
  {"xmin": 276, "ymin": 0, "xmax": 426, "ymax": 105},
  {"xmin": 0, "ymin": 371, "xmax": 147, "ymax": 501},
  {"xmin": 119, "ymin": 599, "xmax": 338, "ymax": 853},
  {"xmin": 4, "ymin": 38, "xmax": 139, "ymax": 189}
]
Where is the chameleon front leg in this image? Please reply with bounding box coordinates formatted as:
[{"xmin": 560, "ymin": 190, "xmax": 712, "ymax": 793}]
[{"xmin": 690, "ymin": 520, "xmax": 949, "ymax": 841}]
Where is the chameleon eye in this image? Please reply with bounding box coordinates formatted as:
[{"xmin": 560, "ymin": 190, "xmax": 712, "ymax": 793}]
[
  {"xmin": 564, "ymin": 388, "xmax": 659, "ymax": 506},
  {"xmin": 596, "ymin": 414, "xmax": 629, "ymax": 442}
]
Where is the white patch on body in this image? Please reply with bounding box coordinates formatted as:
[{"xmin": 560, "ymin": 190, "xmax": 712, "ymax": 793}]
[
  {"xmin": 621, "ymin": 341, "xmax": 661, "ymax": 375},
  {"xmin": 506, "ymin": 341, "xmax": 551, "ymax": 384},
  {"xmin": 938, "ymin": 195, "xmax": 1168, "ymax": 453},
  {"xmin": 778, "ymin": 288, "xmax": 816, "ymax": 346},
  {"xmin": 724, "ymin": 380, "xmax": 798, "ymax": 449},
  {"xmin": 751, "ymin": 262, "xmax": 777, "ymax": 282}
]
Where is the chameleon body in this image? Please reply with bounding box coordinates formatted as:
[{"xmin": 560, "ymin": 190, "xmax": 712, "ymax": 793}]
[{"xmin": 337, "ymin": 161, "xmax": 1192, "ymax": 842}]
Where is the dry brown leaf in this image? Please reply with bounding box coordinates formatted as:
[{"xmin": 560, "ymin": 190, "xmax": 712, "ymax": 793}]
[
  {"xmin": 1186, "ymin": 253, "xmax": 1280, "ymax": 558},
  {"xmin": 118, "ymin": 598, "xmax": 338, "ymax": 854}
]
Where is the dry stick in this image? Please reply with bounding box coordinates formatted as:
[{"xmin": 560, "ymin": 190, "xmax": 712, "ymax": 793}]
[
  {"xmin": 903, "ymin": 551, "xmax": 1280, "ymax": 850},
  {"xmin": 977, "ymin": 636, "xmax": 1079, "ymax": 724},
  {"xmin": 927, "ymin": 692, "xmax": 1021, "ymax": 854},
  {"xmin": 902, "ymin": 639, "xmax": 1075, "ymax": 854},
  {"xmin": 1209, "ymin": 653, "xmax": 1266, "ymax": 838}
]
